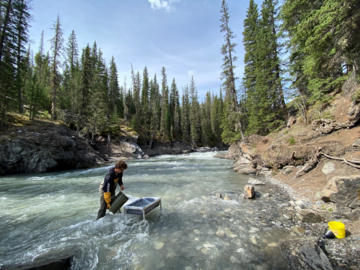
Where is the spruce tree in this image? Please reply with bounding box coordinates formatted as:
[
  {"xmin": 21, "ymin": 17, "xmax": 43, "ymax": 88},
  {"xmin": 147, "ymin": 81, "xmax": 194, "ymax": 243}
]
[
  {"xmin": 65, "ymin": 30, "xmax": 79, "ymax": 112},
  {"xmin": 283, "ymin": 0, "xmax": 360, "ymax": 102},
  {"xmin": 181, "ymin": 85, "xmax": 190, "ymax": 143},
  {"xmin": 242, "ymin": 0, "xmax": 259, "ymax": 135},
  {"xmin": 189, "ymin": 76, "xmax": 201, "ymax": 146},
  {"xmin": 220, "ymin": 0, "xmax": 244, "ymax": 142},
  {"xmin": 160, "ymin": 67, "xmax": 168, "ymax": 137},
  {"xmin": 79, "ymin": 44, "xmax": 92, "ymax": 118},
  {"xmin": 141, "ymin": 66, "xmax": 150, "ymax": 126},
  {"xmin": 149, "ymin": 74, "xmax": 160, "ymax": 145},
  {"xmin": 250, "ymin": 0, "xmax": 287, "ymax": 134},
  {"xmin": 49, "ymin": 14, "xmax": 64, "ymax": 120},
  {"xmin": 13, "ymin": 0, "xmax": 31, "ymax": 113},
  {"xmin": 109, "ymin": 56, "xmax": 119, "ymax": 116}
]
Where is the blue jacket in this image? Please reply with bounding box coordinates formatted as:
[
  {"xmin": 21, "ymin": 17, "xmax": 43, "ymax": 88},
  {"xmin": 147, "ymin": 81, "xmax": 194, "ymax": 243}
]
[{"xmin": 99, "ymin": 167, "xmax": 123, "ymax": 194}]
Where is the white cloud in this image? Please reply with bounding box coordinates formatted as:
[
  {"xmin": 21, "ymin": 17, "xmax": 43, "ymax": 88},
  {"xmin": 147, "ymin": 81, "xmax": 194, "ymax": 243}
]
[
  {"xmin": 148, "ymin": 0, "xmax": 180, "ymax": 12},
  {"xmin": 188, "ymin": 69, "xmax": 196, "ymax": 76}
]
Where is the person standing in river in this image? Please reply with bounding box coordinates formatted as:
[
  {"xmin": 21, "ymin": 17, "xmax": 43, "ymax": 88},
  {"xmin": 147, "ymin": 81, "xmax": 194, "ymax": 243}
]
[{"xmin": 97, "ymin": 160, "xmax": 128, "ymax": 220}]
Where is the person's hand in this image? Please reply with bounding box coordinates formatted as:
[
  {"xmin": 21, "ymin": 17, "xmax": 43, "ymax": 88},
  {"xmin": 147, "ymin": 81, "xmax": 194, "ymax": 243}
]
[
  {"xmin": 121, "ymin": 185, "xmax": 124, "ymax": 191},
  {"xmin": 106, "ymin": 203, "xmax": 111, "ymax": 209}
]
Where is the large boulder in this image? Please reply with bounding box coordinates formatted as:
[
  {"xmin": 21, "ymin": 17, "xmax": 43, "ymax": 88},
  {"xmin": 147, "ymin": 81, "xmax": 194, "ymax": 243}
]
[
  {"xmin": 279, "ymin": 237, "xmax": 333, "ymax": 270},
  {"xmin": 0, "ymin": 122, "xmax": 105, "ymax": 175},
  {"xmin": 224, "ymin": 143, "xmax": 242, "ymax": 159},
  {"xmin": 320, "ymin": 175, "xmax": 360, "ymax": 208},
  {"xmin": 320, "ymin": 175, "xmax": 360, "ymax": 219}
]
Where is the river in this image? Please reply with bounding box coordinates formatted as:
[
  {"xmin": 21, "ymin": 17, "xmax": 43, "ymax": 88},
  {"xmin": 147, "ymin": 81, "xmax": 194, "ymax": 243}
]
[{"xmin": 0, "ymin": 152, "xmax": 292, "ymax": 269}]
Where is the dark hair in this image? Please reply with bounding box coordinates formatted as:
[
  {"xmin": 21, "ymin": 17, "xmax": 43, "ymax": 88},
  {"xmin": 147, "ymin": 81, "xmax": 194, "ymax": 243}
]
[{"xmin": 115, "ymin": 160, "xmax": 128, "ymax": 170}]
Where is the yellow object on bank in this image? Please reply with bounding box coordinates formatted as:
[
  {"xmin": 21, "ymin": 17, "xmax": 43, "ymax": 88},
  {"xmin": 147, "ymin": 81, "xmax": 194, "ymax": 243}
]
[{"xmin": 328, "ymin": 221, "xmax": 346, "ymax": 238}]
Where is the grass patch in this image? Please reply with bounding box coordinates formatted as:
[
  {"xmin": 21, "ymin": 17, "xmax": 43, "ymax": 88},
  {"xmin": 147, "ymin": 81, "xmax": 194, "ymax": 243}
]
[{"xmin": 288, "ymin": 136, "xmax": 296, "ymax": 145}]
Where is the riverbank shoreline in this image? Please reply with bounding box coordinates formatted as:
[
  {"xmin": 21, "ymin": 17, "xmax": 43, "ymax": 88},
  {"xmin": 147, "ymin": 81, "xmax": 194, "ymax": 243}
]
[{"xmin": 248, "ymin": 173, "xmax": 360, "ymax": 269}]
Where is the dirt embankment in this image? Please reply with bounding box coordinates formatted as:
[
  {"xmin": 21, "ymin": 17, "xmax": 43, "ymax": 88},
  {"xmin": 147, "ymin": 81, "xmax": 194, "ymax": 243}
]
[{"xmin": 224, "ymin": 93, "xmax": 360, "ymax": 231}]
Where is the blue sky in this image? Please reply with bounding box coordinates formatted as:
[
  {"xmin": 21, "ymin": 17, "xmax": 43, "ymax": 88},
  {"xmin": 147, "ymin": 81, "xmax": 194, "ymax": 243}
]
[{"xmin": 29, "ymin": 0, "xmax": 263, "ymax": 100}]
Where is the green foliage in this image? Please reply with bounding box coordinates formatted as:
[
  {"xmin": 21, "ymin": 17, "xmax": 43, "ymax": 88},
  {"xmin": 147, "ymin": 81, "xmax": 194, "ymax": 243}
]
[
  {"xmin": 282, "ymin": 0, "xmax": 360, "ymax": 103},
  {"xmin": 288, "ymin": 136, "xmax": 296, "ymax": 145}
]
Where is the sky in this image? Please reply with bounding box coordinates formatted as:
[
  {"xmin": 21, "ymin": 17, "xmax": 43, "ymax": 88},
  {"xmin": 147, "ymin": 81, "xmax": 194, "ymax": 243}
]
[{"xmin": 28, "ymin": 0, "xmax": 264, "ymax": 101}]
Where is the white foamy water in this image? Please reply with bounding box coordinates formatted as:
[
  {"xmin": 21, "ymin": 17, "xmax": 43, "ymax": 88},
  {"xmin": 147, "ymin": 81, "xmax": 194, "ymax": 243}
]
[{"xmin": 0, "ymin": 152, "xmax": 290, "ymax": 269}]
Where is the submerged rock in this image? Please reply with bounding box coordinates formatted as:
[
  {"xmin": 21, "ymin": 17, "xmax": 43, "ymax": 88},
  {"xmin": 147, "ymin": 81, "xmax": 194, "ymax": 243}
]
[{"xmin": 247, "ymin": 178, "xmax": 265, "ymax": 185}]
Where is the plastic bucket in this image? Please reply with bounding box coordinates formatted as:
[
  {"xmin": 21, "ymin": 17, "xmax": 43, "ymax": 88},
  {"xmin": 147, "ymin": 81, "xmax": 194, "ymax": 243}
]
[
  {"xmin": 109, "ymin": 191, "xmax": 129, "ymax": 214},
  {"xmin": 328, "ymin": 221, "xmax": 345, "ymax": 238}
]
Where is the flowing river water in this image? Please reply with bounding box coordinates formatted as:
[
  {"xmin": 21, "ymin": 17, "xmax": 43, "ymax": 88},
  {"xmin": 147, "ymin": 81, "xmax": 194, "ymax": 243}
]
[{"xmin": 0, "ymin": 152, "xmax": 293, "ymax": 270}]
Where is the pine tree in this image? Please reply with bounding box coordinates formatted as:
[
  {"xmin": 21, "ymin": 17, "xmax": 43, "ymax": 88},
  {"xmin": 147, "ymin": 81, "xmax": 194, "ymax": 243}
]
[
  {"xmin": 141, "ymin": 66, "xmax": 150, "ymax": 126},
  {"xmin": 181, "ymin": 85, "xmax": 190, "ymax": 143},
  {"xmin": 283, "ymin": 0, "xmax": 360, "ymax": 102},
  {"xmin": 220, "ymin": 0, "xmax": 244, "ymax": 142},
  {"xmin": 189, "ymin": 76, "xmax": 201, "ymax": 146},
  {"xmin": 242, "ymin": 0, "xmax": 259, "ymax": 135},
  {"xmin": 0, "ymin": 47, "xmax": 16, "ymax": 126},
  {"xmin": 201, "ymin": 91, "xmax": 213, "ymax": 145},
  {"xmin": 150, "ymin": 74, "xmax": 160, "ymax": 141},
  {"xmin": 49, "ymin": 14, "xmax": 64, "ymax": 120},
  {"xmin": 13, "ymin": 0, "xmax": 31, "ymax": 113},
  {"xmin": 173, "ymin": 84, "xmax": 180, "ymax": 141},
  {"xmin": 89, "ymin": 47, "xmax": 108, "ymax": 141},
  {"xmin": 169, "ymin": 78, "xmax": 179, "ymax": 137},
  {"xmin": 122, "ymin": 77, "xmax": 128, "ymax": 122},
  {"xmin": 109, "ymin": 56, "xmax": 119, "ymax": 116},
  {"xmin": 79, "ymin": 44, "xmax": 92, "ymax": 118},
  {"xmin": 65, "ymin": 30, "xmax": 79, "ymax": 112},
  {"xmin": 250, "ymin": 0, "xmax": 287, "ymax": 134},
  {"xmin": 160, "ymin": 67, "xmax": 168, "ymax": 137}
]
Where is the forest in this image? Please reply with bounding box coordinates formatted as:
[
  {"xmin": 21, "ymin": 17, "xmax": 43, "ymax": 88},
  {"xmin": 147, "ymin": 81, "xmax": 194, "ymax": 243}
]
[{"xmin": 0, "ymin": 0, "xmax": 359, "ymax": 147}]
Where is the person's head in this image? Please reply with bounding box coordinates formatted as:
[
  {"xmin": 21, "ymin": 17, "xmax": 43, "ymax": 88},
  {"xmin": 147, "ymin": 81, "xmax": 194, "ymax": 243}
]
[{"xmin": 114, "ymin": 160, "xmax": 128, "ymax": 174}]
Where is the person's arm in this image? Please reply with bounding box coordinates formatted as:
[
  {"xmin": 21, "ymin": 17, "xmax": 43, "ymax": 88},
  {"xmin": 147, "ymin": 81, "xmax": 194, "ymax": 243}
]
[{"xmin": 118, "ymin": 172, "xmax": 124, "ymax": 190}]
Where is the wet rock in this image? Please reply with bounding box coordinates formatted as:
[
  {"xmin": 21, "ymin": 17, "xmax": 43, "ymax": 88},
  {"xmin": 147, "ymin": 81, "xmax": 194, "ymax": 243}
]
[
  {"xmin": 250, "ymin": 236, "xmax": 257, "ymax": 245},
  {"xmin": 267, "ymin": 243, "xmax": 279, "ymax": 247},
  {"xmin": 244, "ymin": 185, "xmax": 255, "ymax": 199},
  {"xmin": 213, "ymin": 152, "xmax": 226, "ymax": 159},
  {"xmin": 247, "ymin": 178, "xmax": 265, "ymax": 185},
  {"xmin": 236, "ymin": 248, "xmax": 245, "ymax": 254},
  {"xmin": 155, "ymin": 242, "xmax": 164, "ymax": 250},
  {"xmin": 2, "ymin": 255, "xmax": 73, "ymax": 270},
  {"xmin": 291, "ymin": 226, "xmax": 306, "ymax": 235},
  {"xmin": 322, "ymin": 162, "xmax": 335, "ymax": 175},
  {"xmin": 234, "ymin": 164, "xmax": 257, "ymax": 175},
  {"xmin": 224, "ymin": 228, "xmax": 237, "ymax": 238},
  {"xmin": 223, "ymin": 194, "xmax": 230, "ymax": 201},
  {"xmin": 216, "ymin": 228, "xmax": 225, "ymax": 237}
]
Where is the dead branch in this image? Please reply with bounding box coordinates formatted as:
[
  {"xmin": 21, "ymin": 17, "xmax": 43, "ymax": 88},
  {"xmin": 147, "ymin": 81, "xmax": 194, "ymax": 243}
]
[{"xmin": 320, "ymin": 152, "xmax": 360, "ymax": 168}]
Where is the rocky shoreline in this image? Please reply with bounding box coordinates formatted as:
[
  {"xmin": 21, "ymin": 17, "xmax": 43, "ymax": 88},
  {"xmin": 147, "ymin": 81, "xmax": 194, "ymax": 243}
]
[
  {"xmin": 0, "ymin": 119, "xmax": 227, "ymax": 175},
  {"xmin": 214, "ymin": 176, "xmax": 360, "ymax": 270}
]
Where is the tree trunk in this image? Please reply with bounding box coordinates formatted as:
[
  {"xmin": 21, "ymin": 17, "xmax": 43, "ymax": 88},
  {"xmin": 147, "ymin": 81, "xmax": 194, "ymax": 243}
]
[{"xmin": 0, "ymin": 0, "xmax": 12, "ymax": 64}]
